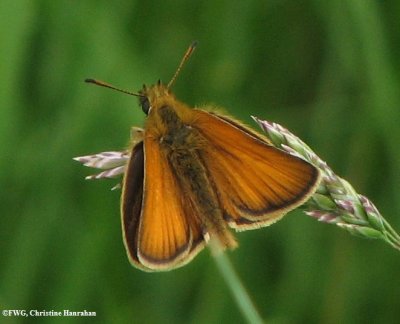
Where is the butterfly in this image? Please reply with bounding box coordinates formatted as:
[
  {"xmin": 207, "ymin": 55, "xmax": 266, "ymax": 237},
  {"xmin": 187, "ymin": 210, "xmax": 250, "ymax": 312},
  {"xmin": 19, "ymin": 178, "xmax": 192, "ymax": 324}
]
[{"xmin": 77, "ymin": 42, "xmax": 320, "ymax": 271}]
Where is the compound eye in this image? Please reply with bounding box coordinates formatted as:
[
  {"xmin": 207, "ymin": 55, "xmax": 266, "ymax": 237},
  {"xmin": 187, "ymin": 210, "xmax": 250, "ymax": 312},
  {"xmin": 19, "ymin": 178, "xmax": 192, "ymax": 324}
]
[{"xmin": 139, "ymin": 97, "xmax": 150, "ymax": 115}]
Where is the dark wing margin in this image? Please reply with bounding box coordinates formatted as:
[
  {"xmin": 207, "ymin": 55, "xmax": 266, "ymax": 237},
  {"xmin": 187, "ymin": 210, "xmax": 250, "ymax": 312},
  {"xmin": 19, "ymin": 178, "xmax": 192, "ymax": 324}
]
[{"xmin": 121, "ymin": 141, "xmax": 147, "ymax": 270}]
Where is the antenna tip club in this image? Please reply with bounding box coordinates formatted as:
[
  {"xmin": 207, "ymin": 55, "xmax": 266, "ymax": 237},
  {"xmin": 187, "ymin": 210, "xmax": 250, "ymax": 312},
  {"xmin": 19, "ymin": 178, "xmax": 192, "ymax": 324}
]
[{"xmin": 190, "ymin": 40, "xmax": 198, "ymax": 49}]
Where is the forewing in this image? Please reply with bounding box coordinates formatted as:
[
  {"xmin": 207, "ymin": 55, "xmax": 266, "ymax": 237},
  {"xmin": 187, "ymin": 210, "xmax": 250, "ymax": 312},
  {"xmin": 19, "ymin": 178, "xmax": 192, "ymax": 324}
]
[
  {"xmin": 136, "ymin": 134, "xmax": 204, "ymax": 270},
  {"xmin": 192, "ymin": 110, "xmax": 320, "ymax": 230}
]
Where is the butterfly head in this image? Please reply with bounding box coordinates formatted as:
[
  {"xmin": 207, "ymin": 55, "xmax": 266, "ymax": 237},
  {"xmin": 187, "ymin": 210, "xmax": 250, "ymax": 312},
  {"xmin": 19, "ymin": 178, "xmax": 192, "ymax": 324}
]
[{"xmin": 138, "ymin": 80, "xmax": 172, "ymax": 115}]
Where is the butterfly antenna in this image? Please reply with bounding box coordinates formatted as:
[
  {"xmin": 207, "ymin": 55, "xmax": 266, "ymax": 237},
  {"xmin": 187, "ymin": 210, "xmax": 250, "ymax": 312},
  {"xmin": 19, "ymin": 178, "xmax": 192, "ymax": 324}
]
[
  {"xmin": 84, "ymin": 79, "xmax": 143, "ymax": 97},
  {"xmin": 167, "ymin": 41, "xmax": 198, "ymax": 90}
]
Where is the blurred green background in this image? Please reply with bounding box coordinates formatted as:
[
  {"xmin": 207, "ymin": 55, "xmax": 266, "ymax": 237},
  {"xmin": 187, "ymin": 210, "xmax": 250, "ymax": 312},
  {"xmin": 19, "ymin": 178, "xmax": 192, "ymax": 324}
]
[{"xmin": 1, "ymin": 1, "xmax": 400, "ymax": 323}]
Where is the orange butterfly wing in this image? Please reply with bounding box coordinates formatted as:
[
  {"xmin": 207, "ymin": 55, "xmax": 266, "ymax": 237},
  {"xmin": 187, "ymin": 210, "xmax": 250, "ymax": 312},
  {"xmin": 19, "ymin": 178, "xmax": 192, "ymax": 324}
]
[
  {"xmin": 192, "ymin": 110, "xmax": 320, "ymax": 230},
  {"xmin": 121, "ymin": 134, "xmax": 205, "ymax": 271}
]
